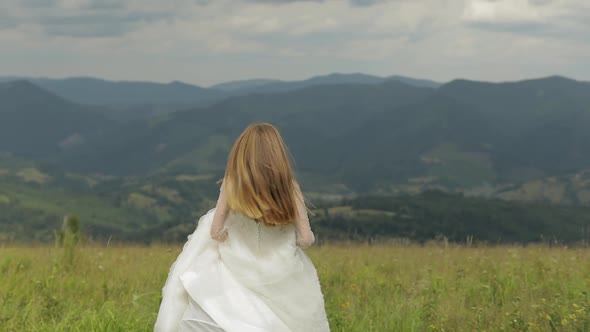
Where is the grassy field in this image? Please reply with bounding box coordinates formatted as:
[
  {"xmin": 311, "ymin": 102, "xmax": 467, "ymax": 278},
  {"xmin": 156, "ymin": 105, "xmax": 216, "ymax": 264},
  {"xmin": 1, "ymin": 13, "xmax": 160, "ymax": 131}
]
[{"xmin": 1, "ymin": 244, "xmax": 589, "ymax": 332}]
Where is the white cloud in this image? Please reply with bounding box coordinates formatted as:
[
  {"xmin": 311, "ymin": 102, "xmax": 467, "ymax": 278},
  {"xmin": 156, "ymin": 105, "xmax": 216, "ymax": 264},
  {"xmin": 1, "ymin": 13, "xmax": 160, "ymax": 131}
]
[
  {"xmin": 463, "ymin": 0, "xmax": 590, "ymax": 38},
  {"xmin": 463, "ymin": 0, "xmax": 543, "ymax": 24}
]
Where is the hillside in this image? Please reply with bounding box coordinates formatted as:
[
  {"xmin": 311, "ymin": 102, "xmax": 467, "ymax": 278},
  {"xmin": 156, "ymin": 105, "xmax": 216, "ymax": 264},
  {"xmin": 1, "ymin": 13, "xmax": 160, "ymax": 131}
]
[
  {"xmin": 440, "ymin": 76, "xmax": 590, "ymax": 177},
  {"xmin": 0, "ymin": 81, "xmax": 115, "ymax": 159},
  {"xmin": 2, "ymin": 162, "xmax": 589, "ymax": 244},
  {"xmin": 0, "ymin": 159, "xmax": 220, "ymax": 242},
  {"xmin": 313, "ymin": 190, "xmax": 590, "ymax": 244}
]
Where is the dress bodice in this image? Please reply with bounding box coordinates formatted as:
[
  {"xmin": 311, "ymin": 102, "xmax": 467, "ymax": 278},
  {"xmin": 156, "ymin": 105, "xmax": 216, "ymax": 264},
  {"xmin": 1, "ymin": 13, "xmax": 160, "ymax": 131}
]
[
  {"xmin": 224, "ymin": 211, "xmax": 297, "ymax": 253},
  {"xmin": 218, "ymin": 211, "xmax": 304, "ymax": 286}
]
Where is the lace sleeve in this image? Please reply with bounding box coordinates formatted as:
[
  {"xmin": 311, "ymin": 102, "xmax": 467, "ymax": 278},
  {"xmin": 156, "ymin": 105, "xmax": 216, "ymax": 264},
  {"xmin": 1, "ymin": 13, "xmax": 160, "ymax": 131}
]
[
  {"xmin": 294, "ymin": 185, "xmax": 315, "ymax": 249},
  {"xmin": 210, "ymin": 182, "xmax": 229, "ymax": 241}
]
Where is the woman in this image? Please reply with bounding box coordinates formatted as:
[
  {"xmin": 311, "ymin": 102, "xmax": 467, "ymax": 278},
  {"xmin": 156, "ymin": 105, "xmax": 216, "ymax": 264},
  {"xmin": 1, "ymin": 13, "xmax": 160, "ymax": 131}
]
[{"xmin": 154, "ymin": 123, "xmax": 330, "ymax": 332}]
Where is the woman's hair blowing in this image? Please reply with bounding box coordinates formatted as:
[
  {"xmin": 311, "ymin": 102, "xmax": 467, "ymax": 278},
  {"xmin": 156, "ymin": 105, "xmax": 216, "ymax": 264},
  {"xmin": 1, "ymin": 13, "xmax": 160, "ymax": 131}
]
[{"xmin": 223, "ymin": 123, "xmax": 300, "ymax": 226}]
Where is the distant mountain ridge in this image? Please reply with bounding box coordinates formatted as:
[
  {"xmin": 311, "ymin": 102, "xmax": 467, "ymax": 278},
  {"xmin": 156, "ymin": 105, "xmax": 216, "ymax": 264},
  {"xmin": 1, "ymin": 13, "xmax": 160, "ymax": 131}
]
[
  {"xmin": 209, "ymin": 73, "xmax": 441, "ymax": 96},
  {"xmin": 0, "ymin": 73, "xmax": 441, "ymax": 107},
  {"xmin": 210, "ymin": 79, "xmax": 279, "ymax": 92},
  {"xmin": 24, "ymin": 77, "xmax": 222, "ymax": 104}
]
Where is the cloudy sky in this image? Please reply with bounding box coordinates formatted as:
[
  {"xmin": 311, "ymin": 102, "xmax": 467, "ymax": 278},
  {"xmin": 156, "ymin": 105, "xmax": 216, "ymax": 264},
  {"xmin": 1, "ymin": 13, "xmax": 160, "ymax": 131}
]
[{"xmin": 1, "ymin": 0, "xmax": 589, "ymax": 86}]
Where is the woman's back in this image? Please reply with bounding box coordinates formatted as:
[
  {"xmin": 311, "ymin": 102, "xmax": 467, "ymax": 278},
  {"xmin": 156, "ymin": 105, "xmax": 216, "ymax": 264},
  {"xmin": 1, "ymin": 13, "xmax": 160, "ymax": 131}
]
[
  {"xmin": 220, "ymin": 211, "xmax": 300, "ymax": 282},
  {"xmin": 224, "ymin": 211, "xmax": 297, "ymax": 255}
]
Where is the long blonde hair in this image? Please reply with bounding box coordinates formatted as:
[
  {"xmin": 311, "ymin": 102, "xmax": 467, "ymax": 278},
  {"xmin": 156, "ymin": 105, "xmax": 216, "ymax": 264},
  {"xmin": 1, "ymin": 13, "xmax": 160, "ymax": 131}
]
[{"xmin": 223, "ymin": 123, "xmax": 300, "ymax": 226}]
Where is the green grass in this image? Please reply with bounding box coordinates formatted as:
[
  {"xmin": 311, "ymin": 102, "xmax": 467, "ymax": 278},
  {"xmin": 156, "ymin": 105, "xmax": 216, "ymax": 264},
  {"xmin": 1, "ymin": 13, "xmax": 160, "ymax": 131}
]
[{"xmin": 1, "ymin": 244, "xmax": 589, "ymax": 331}]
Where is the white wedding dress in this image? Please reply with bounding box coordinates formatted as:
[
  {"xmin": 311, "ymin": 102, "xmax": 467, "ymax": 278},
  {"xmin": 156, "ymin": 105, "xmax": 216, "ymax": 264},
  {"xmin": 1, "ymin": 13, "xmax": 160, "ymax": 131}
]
[{"xmin": 154, "ymin": 186, "xmax": 330, "ymax": 332}]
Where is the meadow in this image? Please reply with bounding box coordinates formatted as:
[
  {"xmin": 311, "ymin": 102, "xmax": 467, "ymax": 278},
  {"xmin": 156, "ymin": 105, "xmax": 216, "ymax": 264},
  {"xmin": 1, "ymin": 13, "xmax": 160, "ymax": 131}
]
[{"xmin": 1, "ymin": 244, "xmax": 589, "ymax": 332}]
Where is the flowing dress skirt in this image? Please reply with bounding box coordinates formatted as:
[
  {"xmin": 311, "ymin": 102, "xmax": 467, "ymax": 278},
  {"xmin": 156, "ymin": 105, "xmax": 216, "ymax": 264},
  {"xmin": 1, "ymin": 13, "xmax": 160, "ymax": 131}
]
[{"xmin": 154, "ymin": 209, "xmax": 330, "ymax": 332}]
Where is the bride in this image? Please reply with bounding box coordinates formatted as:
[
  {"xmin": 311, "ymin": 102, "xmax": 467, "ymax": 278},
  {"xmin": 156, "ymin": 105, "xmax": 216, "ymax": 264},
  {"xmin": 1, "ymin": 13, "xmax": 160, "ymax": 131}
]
[{"xmin": 154, "ymin": 123, "xmax": 330, "ymax": 332}]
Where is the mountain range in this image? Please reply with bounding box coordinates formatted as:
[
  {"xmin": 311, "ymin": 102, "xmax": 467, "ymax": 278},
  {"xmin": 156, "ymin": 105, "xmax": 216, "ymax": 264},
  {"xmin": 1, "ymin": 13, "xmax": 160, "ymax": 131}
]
[
  {"xmin": 1, "ymin": 73, "xmax": 590, "ymax": 241},
  {"xmin": 1, "ymin": 74, "xmax": 589, "ymax": 194}
]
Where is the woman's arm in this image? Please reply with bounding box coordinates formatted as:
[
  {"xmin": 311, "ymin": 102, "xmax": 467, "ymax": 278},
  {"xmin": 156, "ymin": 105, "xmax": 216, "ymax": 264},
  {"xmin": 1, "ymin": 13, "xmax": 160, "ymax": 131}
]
[
  {"xmin": 294, "ymin": 185, "xmax": 315, "ymax": 249},
  {"xmin": 210, "ymin": 182, "xmax": 229, "ymax": 241}
]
